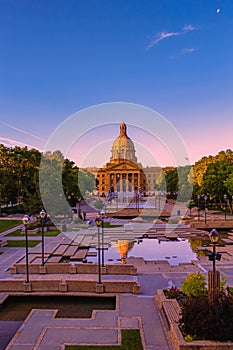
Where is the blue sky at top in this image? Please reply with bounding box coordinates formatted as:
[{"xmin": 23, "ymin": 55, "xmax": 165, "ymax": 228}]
[{"xmin": 0, "ymin": 0, "xmax": 233, "ymax": 165}]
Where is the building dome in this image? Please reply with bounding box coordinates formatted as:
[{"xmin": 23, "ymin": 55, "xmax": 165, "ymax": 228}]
[{"xmin": 110, "ymin": 122, "xmax": 137, "ymax": 162}]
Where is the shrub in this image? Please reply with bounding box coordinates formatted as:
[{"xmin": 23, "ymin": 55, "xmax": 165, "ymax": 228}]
[
  {"xmin": 227, "ymin": 286, "xmax": 233, "ymax": 295},
  {"xmin": 181, "ymin": 272, "xmax": 207, "ymax": 298},
  {"xmin": 184, "ymin": 334, "xmax": 193, "ymax": 342},
  {"xmin": 164, "ymin": 286, "xmax": 180, "ymax": 299},
  {"xmin": 220, "ymin": 272, "xmax": 227, "ymax": 291},
  {"xmin": 180, "ymin": 295, "xmax": 233, "ymax": 341}
]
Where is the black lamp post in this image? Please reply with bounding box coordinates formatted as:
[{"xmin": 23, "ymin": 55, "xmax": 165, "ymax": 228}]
[
  {"xmin": 116, "ymin": 191, "xmax": 118, "ymax": 211},
  {"xmin": 135, "ymin": 190, "xmax": 139, "ymax": 212},
  {"xmin": 22, "ymin": 215, "xmax": 30, "ymax": 283},
  {"xmin": 224, "ymin": 194, "xmax": 227, "ymax": 221},
  {"xmin": 95, "ymin": 215, "xmax": 102, "ymax": 284},
  {"xmin": 204, "ymin": 195, "xmax": 207, "ymax": 224},
  {"xmin": 208, "ymin": 229, "xmax": 221, "ymax": 301},
  {"xmin": 209, "ymin": 229, "xmax": 220, "ymax": 272},
  {"xmin": 100, "ymin": 209, "xmax": 105, "ymax": 267},
  {"xmin": 197, "ymin": 194, "xmax": 200, "ymax": 221},
  {"xmin": 158, "ymin": 193, "xmax": 161, "ymax": 212},
  {"xmin": 40, "ymin": 209, "xmax": 47, "ymax": 266}
]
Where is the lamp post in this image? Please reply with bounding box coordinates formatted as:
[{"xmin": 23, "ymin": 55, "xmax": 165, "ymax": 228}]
[
  {"xmin": 40, "ymin": 209, "xmax": 47, "ymax": 266},
  {"xmin": 135, "ymin": 190, "xmax": 139, "ymax": 212},
  {"xmin": 22, "ymin": 215, "xmax": 30, "ymax": 283},
  {"xmin": 204, "ymin": 195, "xmax": 207, "ymax": 225},
  {"xmin": 197, "ymin": 194, "xmax": 200, "ymax": 221},
  {"xmin": 158, "ymin": 193, "xmax": 161, "ymax": 212},
  {"xmin": 137, "ymin": 190, "xmax": 140, "ymax": 212},
  {"xmin": 208, "ymin": 229, "xmax": 221, "ymax": 302},
  {"xmin": 116, "ymin": 191, "xmax": 118, "ymax": 211},
  {"xmin": 224, "ymin": 194, "xmax": 227, "ymax": 221},
  {"xmin": 100, "ymin": 209, "xmax": 105, "ymax": 267},
  {"xmin": 95, "ymin": 215, "xmax": 102, "ymax": 284},
  {"xmin": 77, "ymin": 197, "xmax": 82, "ymax": 219}
]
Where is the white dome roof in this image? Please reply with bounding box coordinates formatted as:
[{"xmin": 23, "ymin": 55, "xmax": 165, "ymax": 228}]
[{"xmin": 110, "ymin": 122, "xmax": 137, "ymax": 162}]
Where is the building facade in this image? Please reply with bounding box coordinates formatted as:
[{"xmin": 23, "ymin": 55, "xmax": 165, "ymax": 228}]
[{"xmin": 85, "ymin": 122, "xmax": 173, "ymax": 197}]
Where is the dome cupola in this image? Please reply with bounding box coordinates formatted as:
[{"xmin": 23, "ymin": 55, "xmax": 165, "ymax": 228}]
[{"xmin": 110, "ymin": 122, "xmax": 137, "ymax": 162}]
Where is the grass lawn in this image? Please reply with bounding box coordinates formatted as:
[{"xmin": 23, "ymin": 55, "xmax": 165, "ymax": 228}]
[
  {"xmin": 0, "ymin": 220, "xmax": 22, "ymax": 233},
  {"xmin": 103, "ymin": 222, "xmax": 123, "ymax": 228},
  {"xmin": 7, "ymin": 230, "xmax": 61, "ymax": 237},
  {"xmin": 5, "ymin": 240, "xmax": 41, "ymax": 248},
  {"xmin": 65, "ymin": 330, "xmax": 143, "ymax": 350}
]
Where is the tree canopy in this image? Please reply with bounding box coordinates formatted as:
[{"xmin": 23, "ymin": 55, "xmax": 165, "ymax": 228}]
[{"xmin": 0, "ymin": 144, "xmax": 95, "ymax": 214}]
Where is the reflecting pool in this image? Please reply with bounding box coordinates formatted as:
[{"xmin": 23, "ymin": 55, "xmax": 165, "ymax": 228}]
[{"xmin": 87, "ymin": 238, "xmax": 197, "ymax": 266}]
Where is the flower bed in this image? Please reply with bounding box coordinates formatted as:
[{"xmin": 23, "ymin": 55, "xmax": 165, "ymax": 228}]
[{"xmin": 156, "ymin": 290, "xmax": 233, "ymax": 349}]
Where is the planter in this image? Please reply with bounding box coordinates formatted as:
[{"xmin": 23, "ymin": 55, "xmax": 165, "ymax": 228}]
[
  {"xmin": 21, "ymin": 228, "xmax": 39, "ymax": 235},
  {"xmin": 156, "ymin": 290, "xmax": 233, "ymax": 349}
]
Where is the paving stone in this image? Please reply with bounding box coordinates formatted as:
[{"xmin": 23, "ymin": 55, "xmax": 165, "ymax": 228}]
[
  {"xmin": 39, "ymin": 328, "xmax": 118, "ymax": 346},
  {"xmin": 120, "ymin": 316, "xmax": 139, "ymax": 328}
]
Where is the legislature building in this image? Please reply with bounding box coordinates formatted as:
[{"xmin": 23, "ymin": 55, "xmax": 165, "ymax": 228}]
[{"xmin": 85, "ymin": 122, "xmax": 166, "ymax": 197}]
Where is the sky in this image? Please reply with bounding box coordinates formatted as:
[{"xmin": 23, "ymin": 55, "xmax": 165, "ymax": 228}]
[{"xmin": 0, "ymin": 0, "xmax": 233, "ymax": 167}]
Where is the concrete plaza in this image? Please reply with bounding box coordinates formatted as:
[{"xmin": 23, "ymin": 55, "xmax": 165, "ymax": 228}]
[{"xmin": 1, "ymin": 216, "xmax": 233, "ymax": 349}]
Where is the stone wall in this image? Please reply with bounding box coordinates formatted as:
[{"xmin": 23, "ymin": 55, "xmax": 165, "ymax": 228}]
[
  {"xmin": 11, "ymin": 263, "xmax": 137, "ymax": 275},
  {"xmin": 0, "ymin": 278, "xmax": 140, "ymax": 294}
]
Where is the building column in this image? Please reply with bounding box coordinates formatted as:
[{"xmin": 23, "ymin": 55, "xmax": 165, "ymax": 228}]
[
  {"xmin": 126, "ymin": 173, "xmax": 129, "ymax": 192},
  {"xmin": 138, "ymin": 172, "xmax": 141, "ymax": 192}
]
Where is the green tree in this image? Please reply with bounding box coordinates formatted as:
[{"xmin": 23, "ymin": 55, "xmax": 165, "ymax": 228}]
[
  {"xmin": 165, "ymin": 169, "xmax": 178, "ymax": 197},
  {"xmin": 181, "ymin": 273, "xmax": 207, "ymax": 297},
  {"xmin": 187, "ymin": 199, "xmax": 195, "ymax": 215},
  {"xmin": 202, "ymin": 160, "xmax": 233, "ymax": 205},
  {"xmin": 224, "ymin": 173, "xmax": 233, "ymax": 195}
]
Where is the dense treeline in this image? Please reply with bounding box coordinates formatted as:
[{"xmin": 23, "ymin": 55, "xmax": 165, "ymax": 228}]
[
  {"xmin": 1, "ymin": 144, "xmax": 233, "ymax": 214},
  {"xmin": 0, "ymin": 144, "xmax": 95, "ymax": 214},
  {"xmin": 163, "ymin": 149, "xmax": 233, "ymax": 208},
  {"xmin": 192, "ymin": 149, "xmax": 233, "ymax": 208}
]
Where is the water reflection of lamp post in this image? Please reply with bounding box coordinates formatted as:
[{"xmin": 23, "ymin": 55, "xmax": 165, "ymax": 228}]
[
  {"xmin": 100, "ymin": 209, "xmax": 105, "ymax": 267},
  {"xmin": 197, "ymin": 194, "xmax": 200, "ymax": 221},
  {"xmin": 224, "ymin": 194, "xmax": 227, "ymax": 221},
  {"xmin": 40, "ymin": 209, "xmax": 47, "ymax": 266},
  {"xmin": 208, "ymin": 229, "xmax": 221, "ymax": 302},
  {"xmin": 95, "ymin": 215, "xmax": 102, "ymax": 284},
  {"xmin": 22, "ymin": 215, "xmax": 30, "ymax": 283}
]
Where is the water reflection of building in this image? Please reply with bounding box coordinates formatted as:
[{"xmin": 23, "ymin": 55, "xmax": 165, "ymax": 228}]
[
  {"xmin": 85, "ymin": 122, "xmax": 174, "ymax": 196},
  {"xmin": 113, "ymin": 239, "xmax": 134, "ymax": 264}
]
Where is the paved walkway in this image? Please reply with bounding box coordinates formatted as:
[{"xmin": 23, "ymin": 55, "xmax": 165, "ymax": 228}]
[
  {"xmin": 4, "ymin": 294, "xmax": 172, "ymax": 350},
  {"xmin": 2, "ymin": 218, "xmax": 233, "ymax": 349}
]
